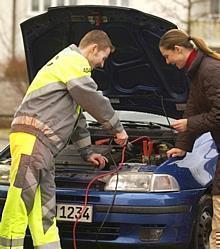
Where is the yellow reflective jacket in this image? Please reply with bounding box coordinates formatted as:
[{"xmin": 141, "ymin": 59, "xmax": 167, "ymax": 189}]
[{"xmin": 11, "ymin": 44, "xmax": 123, "ymax": 155}]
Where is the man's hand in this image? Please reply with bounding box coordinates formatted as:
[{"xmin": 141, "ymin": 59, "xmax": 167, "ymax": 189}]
[
  {"xmin": 167, "ymin": 148, "xmax": 186, "ymax": 158},
  {"xmin": 87, "ymin": 153, "xmax": 108, "ymax": 169},
  {"xmin": 114, "ymin": 129, "xmax": 128, "ymax": 146},
  {"xmin": 171, "ymin": 119, "xmax": 188, "ymax": 132}
]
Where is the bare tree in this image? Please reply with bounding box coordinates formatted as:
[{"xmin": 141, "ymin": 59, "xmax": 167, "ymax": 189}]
[
  {"xmin": 0, "ymin": 0, "xmax": 27, "ymax": 94},
  {"xmin": 160, "ymin": 0, "xmax": 210, "ymax": 34},
  {"xmin": 12, "ymin": 0, "xmax": 17, "ymax": 60},
  {"xmin": 0, "ymin": 0, "xmax": 17, "ymax": 60},
  {"xmin": 0, "ymin": 19, "xmax": 12, "ymax": 62}
]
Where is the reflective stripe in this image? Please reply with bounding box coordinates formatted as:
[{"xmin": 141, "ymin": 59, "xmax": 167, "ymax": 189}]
[
  {"xmin": 12, "ymin": 116, "xmax": 63, "ymax": 149},
  {"xmin": 68, "ymin": 76, "xmax": 97, "ymax": 90},
  {"xmin": 77, "ymin": 136, "xmax": 91, "ymax": 148},
  {"xmin": 23, "ymin": 82, "xmax": 66, "ymax": 103},
  {"xmin": 42, "ymin": 192, "xmax": 56, "ymax": 216},
  {"xmin": 0, "ymin": 236, "xmax": 24, "ymax": 247},
  {"xmin": 34, "ymin": 240, "xmax": 61, "ymax": 249},
  {"xmin": 103, "ymin": 112, "xmax": 121, "ymax": 130},
  {"xmin": 42, "ymin": 194, "xmax": 56, "ymax": 232}
]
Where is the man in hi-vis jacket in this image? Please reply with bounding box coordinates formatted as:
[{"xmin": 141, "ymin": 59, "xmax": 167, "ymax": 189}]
[{"xmin": 0, "ymin": 30, "xmax": 128, "ymax": 249}]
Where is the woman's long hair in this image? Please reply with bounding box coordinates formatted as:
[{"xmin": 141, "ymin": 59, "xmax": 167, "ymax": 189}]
[{"xmin": 159, "ymin": 29, "xmax": 220, "ymax": 61}]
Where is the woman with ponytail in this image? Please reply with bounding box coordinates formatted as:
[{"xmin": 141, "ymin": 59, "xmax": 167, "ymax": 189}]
[{"xmin": 159, "ymin": 29, "xmax": 220, "ymax": 249}]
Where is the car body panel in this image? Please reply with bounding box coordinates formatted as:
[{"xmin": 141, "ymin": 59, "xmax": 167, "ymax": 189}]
[
  {"xmin": 51, "ymin": 132, "xmax": 217, "ymax": 248},
  {"xmin": 0, "ymin": 124, "xmax": 217, "ymax": 249},
  {"xmin": 156, "ymin": 132, "xmax": 218, "ymax": 189}
]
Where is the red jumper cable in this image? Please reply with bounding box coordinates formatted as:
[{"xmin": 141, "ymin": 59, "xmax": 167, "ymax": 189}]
[
  {"xmin": 72, "ymin": 145, "xmax": 127, "ymax": 249},
  {"xmin": 72, "ymin": 136, "xmax": 151, "ymax": 249}
]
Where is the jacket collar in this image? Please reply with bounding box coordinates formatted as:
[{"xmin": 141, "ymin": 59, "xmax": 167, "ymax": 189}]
[
  {"xmin": 184, "ymin": 49, "xmax": 197, "ymax": 69},
  {"xmin": 69, "ymin": 44, "xmax": 82, "ymax": 54},
  {"xmin": 186, "ymin": 50, "xmax": 205, "ymax": 79}
]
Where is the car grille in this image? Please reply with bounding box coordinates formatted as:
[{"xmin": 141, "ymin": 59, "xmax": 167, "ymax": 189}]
[
  {"xmin": 55, "ymin": 178, "xmax": 105, "ymax": 191},
  {"xmin": 57, "ymin": 194, "xmax": 100, "ymax": 203},
  {"xmin": 58, "ymin": 222, "xmax": 120, "ymax": 241}
]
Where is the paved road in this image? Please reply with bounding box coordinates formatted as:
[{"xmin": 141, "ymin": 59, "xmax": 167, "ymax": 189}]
[
  {"xmin": 0, "ymin": 129, "xmax": 9, "ymax": 150},
  {"xmin": 0, "ymin": 139, "xmax": 8, "ymax": 151}
]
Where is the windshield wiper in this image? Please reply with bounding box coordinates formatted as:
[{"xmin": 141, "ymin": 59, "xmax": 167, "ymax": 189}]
[
  {"xmin": 148, "ymin": 121, "xmax": 174, "ymax": 129},
  {"xmin": 119, "ymin": 120, "xmax": 174, "ymax": 130}
]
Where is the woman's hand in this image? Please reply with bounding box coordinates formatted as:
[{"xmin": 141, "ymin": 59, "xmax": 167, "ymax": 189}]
[
  {"xmin": 171, "ymin": 119, "xmax": 188, "ymax": 132},
  {"xmin": 167, "ymin": 148, "xmax": 186, "ymax": 158}
]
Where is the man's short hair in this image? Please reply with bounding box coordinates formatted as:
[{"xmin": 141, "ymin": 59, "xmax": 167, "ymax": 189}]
[{"xmin": 79, "ymin": 30, "xmax": 115, "ymax": 52}]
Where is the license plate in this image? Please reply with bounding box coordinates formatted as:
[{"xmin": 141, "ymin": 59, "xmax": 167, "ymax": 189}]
[{"xmin": 56, "ymin": 204, "xmax": 93, "ymax": 223}]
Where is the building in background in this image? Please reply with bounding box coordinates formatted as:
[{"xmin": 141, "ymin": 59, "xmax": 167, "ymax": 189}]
[
  {"xmin": 190, "ymin": 0, "xmax": 220, "ymax": 49},
  {"xmin": 0, "ymin": 0, "xmax": 220, "ymax": 72},
  {"xmin": 0, "ymin": 0, "xmax": 219, "ymax": 127},
  {"xmin": 1, "ymin": 0, "xmax": 219, "ymax": 64}
]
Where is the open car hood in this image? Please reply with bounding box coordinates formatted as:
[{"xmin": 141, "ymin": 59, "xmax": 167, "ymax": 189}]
[{"xmin": 20, "ymin": 5, "xmax": 189, "ymax": 119}]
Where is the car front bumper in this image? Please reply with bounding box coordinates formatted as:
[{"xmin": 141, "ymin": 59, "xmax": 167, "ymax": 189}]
[
  {"xmin": 54, "ymin": 188, "xmax": 205, "ymax": 249},
  {"xmin": 0, "ymin": 185, "xmax": 205, "ymax": 249}
]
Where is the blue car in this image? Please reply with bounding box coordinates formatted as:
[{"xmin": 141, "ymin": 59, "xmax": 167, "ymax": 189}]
[{"xmin": 0, "ymin": 5, "xmax": 218, "ymax": 249}]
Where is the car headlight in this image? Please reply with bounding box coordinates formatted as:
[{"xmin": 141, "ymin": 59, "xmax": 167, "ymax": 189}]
[
  {"xmin": 104, "ymin": 172, "xmax": 179, "ymax": 192},
  {"xmin": 0, "ymin": 161, "xmax": 10, "ymax": 184}
]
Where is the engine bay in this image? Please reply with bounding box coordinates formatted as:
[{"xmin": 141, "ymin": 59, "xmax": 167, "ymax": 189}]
[{"xmin": 56, "ymin": 118, "xmax": 176, "ymax": 168}]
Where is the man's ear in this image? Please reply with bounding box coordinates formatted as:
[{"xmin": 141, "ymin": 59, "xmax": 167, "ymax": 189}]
[{"xmin": 90, "ymin": 43, "xmax": 98, "ymax": 53}]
